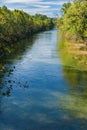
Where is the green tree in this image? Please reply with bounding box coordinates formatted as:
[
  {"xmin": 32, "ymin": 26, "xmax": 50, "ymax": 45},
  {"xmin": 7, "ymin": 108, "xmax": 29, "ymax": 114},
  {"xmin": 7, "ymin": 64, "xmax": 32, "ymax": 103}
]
[{"xmin": 57, "ymin": 0, "xmax": 87, "ymax": 43}]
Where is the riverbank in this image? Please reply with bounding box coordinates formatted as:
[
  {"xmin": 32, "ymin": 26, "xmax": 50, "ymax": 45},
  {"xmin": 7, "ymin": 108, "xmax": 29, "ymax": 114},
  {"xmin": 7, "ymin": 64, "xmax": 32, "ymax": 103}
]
[
  {"xmin": 67, "ymin": 43, "xmax": 87, "ymax": 56},
  {"xmin": 59, "ymin": 35, "xmax": 87, "ymax": 71},
  {"xmin": 58, "ymin": 33, "xmax": 87, "ymax": 55}
]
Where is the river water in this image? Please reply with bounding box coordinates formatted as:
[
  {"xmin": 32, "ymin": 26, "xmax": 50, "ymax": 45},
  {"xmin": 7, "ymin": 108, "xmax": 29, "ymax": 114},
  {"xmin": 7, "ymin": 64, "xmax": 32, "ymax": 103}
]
[{"xmin": 0, "ymin": 29, "xmax": 87, "ymax": 130}]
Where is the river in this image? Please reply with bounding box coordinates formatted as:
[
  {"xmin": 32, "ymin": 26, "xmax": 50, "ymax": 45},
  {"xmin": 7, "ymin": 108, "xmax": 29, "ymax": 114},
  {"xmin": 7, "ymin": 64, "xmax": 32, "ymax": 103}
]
[{"xmin": 0, "ymin": 29, "xmax": 87, "ymax": 130}]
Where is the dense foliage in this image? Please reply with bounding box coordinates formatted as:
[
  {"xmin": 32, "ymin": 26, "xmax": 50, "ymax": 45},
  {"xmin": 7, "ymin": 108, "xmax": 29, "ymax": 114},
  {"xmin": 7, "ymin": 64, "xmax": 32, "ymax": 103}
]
[
  {"xmin": 57, "ymin": 0, "xmax": 87, "ymax": 43},
  {"xmin": 0, "ymin": 6, "xmax": 54, "ymax": 60},
  {"xmin": 0, "ymin": 6, "xmax": 54, "ymax": 43}
]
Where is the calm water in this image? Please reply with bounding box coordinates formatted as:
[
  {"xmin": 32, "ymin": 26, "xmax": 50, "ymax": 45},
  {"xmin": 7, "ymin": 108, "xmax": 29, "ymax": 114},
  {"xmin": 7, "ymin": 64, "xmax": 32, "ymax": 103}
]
[{"xmin": 0, "ymin": 29, "xmax": 87, "ymax": 130}]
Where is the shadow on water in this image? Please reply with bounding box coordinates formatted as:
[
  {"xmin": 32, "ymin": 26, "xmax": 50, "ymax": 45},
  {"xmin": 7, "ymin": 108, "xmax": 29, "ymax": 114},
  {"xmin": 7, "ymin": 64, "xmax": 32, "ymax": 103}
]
[{"xmin": 0, "ymin": 35, "xmax": 37, "ymax": 97}]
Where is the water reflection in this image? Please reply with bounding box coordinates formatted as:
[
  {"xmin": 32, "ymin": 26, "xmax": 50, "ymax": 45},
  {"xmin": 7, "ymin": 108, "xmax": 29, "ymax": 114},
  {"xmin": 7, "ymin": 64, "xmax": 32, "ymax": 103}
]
[
  {"xmin": 0, "ymin": 29, "xmax": 87, "ymax": 130},
  {"xmin": 59, "ymin": 36, "xmax": 87, "ymax": 120},
  {"xmin": 0, "ymin": 35, "xmax": 37, "ymax": 97}
]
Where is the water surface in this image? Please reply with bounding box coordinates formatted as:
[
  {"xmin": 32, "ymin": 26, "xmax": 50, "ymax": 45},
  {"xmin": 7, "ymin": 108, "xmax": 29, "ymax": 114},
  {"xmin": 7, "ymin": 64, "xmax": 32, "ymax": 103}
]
[{"xmin": 0, "ymin": 29, "xmax": 87, "ymax": 130}]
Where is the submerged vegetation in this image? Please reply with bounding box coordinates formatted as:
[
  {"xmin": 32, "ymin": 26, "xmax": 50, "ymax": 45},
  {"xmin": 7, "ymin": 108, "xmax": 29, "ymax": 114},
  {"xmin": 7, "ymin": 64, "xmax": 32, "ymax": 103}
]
[
  {"xmin": 58, "ymin": 33, "xmax": 87, "ymax": 119},
  {"xmin": 57, "ymin": 0, "xmax": 87, "ymax": 43}
]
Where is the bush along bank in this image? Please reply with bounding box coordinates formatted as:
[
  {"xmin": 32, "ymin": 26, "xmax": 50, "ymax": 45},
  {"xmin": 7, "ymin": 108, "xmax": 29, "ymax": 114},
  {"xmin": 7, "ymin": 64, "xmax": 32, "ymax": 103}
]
[
  {"xmin": 0, "ymin": 6, "xmax": 54, "ymax": 43},
  {"xmin": 57, "ymin": 0, "xmax": 87, "ymax": 44}
]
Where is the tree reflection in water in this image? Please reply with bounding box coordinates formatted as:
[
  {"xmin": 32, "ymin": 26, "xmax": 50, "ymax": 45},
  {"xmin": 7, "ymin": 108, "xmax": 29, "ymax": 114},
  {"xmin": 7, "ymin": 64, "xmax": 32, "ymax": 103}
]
[
  {"xmin": 59, "ymin": 36, "xmax": 87, "ymax": 119},
  {"xmin": 0, "ymin": 35, "xmax": 36, "ymax": 97}
]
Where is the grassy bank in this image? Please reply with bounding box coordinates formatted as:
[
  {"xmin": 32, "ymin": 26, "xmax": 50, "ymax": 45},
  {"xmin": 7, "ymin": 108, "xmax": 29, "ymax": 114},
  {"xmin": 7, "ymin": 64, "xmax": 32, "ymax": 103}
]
[{"xmin": 58, "ymin": 34, "xmax": 87, "ymax": 71}]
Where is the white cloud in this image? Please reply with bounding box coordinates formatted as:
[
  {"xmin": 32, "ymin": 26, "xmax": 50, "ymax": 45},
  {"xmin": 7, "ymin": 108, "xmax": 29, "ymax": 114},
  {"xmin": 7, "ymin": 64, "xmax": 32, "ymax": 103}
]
[
  {"xmin": 34, "ymin": 5, "xmax": 51, "ymax": 9},
  {"xmin": 4, "ymin": 0, "xmax": 67, "ymax": 6},
  {"xmin": 2, "ymin": 0, "xmax": 69, "ymax": 17},
  {"xmin": 4, "ymin": 0, "xmax": 42, "ymax": 4}
]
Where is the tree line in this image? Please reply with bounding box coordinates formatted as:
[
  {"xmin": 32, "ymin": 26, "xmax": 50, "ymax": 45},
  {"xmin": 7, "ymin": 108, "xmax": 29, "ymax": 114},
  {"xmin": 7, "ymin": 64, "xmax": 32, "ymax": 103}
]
[
  {"xmin": 0, "ymin": 6, "xmax": 54, "ymax": 43},
  {"xmin": 57, "ymin": 0, "xmax": 87, "ymax": 43}
]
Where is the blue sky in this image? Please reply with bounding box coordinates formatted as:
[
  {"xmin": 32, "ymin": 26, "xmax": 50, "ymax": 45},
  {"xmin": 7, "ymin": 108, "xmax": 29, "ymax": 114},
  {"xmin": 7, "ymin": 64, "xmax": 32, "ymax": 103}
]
[{"xmin": 0, "ymin": 0, "xmax": 70, "ymax": 17}]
